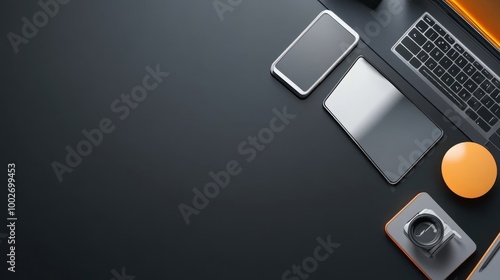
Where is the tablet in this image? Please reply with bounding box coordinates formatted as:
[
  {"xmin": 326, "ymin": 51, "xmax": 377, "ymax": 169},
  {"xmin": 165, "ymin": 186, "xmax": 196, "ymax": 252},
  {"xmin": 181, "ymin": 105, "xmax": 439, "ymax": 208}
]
[{"xmin": 323, "ymin": 57, "xmax": 443, "ymax": 184}]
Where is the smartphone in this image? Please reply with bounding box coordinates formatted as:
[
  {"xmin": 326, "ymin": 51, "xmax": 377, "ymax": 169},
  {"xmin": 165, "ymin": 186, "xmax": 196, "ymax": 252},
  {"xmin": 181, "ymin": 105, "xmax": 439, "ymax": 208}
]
[
  {"xmin": 323, "ymin": 57, "xmax": 443, "ymax": 184},
  {"xmin": 271, "ymin": 10, "xmax": 359, "ymax": 98}
]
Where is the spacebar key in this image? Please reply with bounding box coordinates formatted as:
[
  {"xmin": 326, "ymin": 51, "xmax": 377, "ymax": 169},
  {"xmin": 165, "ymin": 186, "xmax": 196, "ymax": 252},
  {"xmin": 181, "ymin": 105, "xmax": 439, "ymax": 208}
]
[{"xmin": 419, "ymin": 66, "xmax": 467, "ymax": 110}]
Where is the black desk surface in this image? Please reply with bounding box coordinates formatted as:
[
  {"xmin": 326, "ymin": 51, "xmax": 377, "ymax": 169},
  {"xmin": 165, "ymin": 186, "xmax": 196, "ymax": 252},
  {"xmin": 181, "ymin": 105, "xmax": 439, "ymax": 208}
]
[{"xmin": 2, "ymin": 0, "xmax": 499, "ymax": 279}]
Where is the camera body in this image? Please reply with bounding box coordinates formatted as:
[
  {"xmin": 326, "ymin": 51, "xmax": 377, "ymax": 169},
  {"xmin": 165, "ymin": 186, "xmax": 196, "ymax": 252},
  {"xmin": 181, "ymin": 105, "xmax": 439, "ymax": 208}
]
[{"xmin": 404, "ymin": 209, "xmax": 462, "ymax": 258}]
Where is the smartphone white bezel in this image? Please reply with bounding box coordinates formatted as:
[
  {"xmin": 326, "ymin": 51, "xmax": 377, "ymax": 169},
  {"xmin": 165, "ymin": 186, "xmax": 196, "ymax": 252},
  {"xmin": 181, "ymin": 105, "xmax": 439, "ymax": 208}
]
[{"xmin": 270, "ymin": 10, "xmax": 359, "ymax": 98}]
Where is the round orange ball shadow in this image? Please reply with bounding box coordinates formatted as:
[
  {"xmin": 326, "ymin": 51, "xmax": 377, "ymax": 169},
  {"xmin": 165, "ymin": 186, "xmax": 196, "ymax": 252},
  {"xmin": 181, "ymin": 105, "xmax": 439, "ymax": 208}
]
[{"xmin": 442, "ymin": 142, "xmax": 497, "ymax": 198}]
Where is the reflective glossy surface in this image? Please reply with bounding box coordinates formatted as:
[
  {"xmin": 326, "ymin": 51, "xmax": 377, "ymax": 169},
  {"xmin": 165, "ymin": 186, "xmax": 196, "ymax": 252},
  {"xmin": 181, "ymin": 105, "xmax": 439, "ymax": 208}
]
[{"xmin": 324, "ymin": 57, "xmax": 442, "ymax": 184}]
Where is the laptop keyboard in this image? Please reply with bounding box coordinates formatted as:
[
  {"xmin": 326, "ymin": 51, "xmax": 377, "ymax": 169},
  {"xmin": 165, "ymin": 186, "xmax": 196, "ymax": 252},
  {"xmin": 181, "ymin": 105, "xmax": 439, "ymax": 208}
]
[{"xmin": 393, "ymin": 13, "xmax": 500, "ymax": 134}]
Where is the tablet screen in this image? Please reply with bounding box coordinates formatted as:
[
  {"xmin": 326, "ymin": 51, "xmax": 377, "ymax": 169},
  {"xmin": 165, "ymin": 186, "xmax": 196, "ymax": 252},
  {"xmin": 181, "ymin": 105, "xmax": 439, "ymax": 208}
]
[{"xmin": 324, "ymin": 57, "xmax": 443, "ymax": 184}]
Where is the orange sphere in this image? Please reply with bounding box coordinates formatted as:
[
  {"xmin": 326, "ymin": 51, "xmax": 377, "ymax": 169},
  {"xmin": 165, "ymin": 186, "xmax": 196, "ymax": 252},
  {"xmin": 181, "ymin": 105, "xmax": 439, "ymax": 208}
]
[{"xmin": 442, "ymin": 142, "xmax": 497, "ymax": 198}]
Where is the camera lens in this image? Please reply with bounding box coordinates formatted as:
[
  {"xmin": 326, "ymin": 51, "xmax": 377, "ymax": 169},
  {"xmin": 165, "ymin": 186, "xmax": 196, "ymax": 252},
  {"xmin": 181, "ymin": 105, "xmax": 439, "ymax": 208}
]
[{"xmin": 408, "ymin": 213, "xmax": 444, "ymax": 249}]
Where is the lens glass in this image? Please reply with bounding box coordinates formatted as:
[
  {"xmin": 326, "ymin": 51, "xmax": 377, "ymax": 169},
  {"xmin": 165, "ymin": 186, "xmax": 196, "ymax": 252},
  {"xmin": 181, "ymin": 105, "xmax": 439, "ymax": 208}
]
[{"xmin": 412, "ymin": 220, "xmax": 439, "ymax": 246}]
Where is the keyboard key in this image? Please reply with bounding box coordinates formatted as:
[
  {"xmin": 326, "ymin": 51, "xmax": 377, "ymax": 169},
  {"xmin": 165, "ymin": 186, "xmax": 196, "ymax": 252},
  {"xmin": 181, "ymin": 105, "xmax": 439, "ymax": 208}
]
[
  {"xmin": 481, "ymin": 95, "xmax": 495, "ymax": 108},
  {"xmin": 420, "ymin": 66, "xmax": 466, "ymax": 110},
  {"xmin": 416, "ymin": 20, "xmax": 429, "ymax": 33},
  {"xmin": 435, "ymin": 38, "xmax": 451, "ymax": 52},
  {"xmin": 448, "ymin": 48, "xmax": 459, "ymax": 61},
  {"xmin": 395, "ymin": 44, "xmax": 413, "ymax": 61},
  {"xmin": 472, "ymin": 72, "xmax": 486, "ymax": 85},
  {"xmin": 454, "ymin": 44, "xmax": 464, "ymax": 53},
  {"xmin": 433, "ymin": 24, "xmax": 446, "ymax": 36},
  {"xmin": 489, "ymin": 116, "xmax": 498, "ymax": 126},
  {"xmin": 491, "ymin": 104, "xmax": 500, "ymax": 118},
  {"xmin": 458, "ymin": 89, "xmax": 471, "ymax": 101},
  {"xmin": 448, "ymin": 65, "xmax": 460, "ymax": 77},
  {"xmin": 463, "ymin": 64, "xmax": 476, "ymax": 76},
  {"xmin": 441, "ymin": 73, "xmax": 454, "ymax": 86},
  {"xmin": 456, "ymin": 72, "xmax": 468, "ymax": 83},
  {"xmin": 410, "ymin": 57, "xmax": 422, "ymax": 68},
  {"xmin": 425, "ymin": 28, "xmax": 438, "ymax": 41},
  {"xmin": 423, "ymin": 41, "xmax": 434, "ymax": 52},
  {"xmin": 482, "ymin": 69, "xmax": 493, "ymax": 80},
  {"xmin": 473, "ymin": 61, "xmax": 483, "ymax": 71},
  {"xmin": 476, "ymin": 118, "xmax": 491, "ymax": 132},
  {"xmin": 451, "ymin": 82, "xmax": 462, "ymax": 93},
  {"xmin": 491, "ymin": 89, "xmax": 500, "ymax": 103},
  {"xmin": 465, "ymin": 109, "xmax": 478, "ymax": 121},
  {"xmin": 463, "ymin": 52, "xmax": 474, "ymax": 62},
  {"xmin": 434, "ymin": 65, "xmax": 445, "ymax": 77},
  {"xmin": 409, "ymin": 28, "xmax": 427, "ymax": 45},
  {"xmin": 478, "ymin": 106, "xmax": 498, "ymax": 125},
  {"xmin": 430, "ymin": 48, "xmax": 444, "ymax": 61},
  {"xmin": 402, "ymin": 37, "xmax": 421, "ymax": 55},
  {"xmin": 468, "ymin": 97, "xmax": 481, "ymax": 110},
  {"xmin": 425, "ymin": 58, "xmax": 437, "ymax": 70},
  {"xmin": 492, "ymin": 78, "xmax": 500, "ymax": 88},
  {"xmin": 473, "ymin": 89, "xmax": 486, "ymax": 100},
  {"xmin": 424, "ymin": 15, "xmax": 435, "ymax": 26},
  {"xmin": 440, "ymin": 57, "xmax": 453, "ymax": 70},
  {"xmin": 464, "ymin": 79, "xmax": 478, "ymax": 92},
  {"xmin": 481, "ymin": 80, "xmax": 494, "ymax": 93},
  {"xmin": 445, "ymin": 34, "xmax": 455, "ymax": 44},
  {"xmin": 417, "ymin": 50, "xmax": 429, "ymax": 62},
  {"xmin": 456, "ymin": 56, "xmax": 467, "ymax": 67}
]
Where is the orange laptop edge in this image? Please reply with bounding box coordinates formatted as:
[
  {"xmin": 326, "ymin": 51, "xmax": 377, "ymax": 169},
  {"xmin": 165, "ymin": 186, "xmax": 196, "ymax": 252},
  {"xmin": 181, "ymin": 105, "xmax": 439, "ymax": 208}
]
[{"xmin": 445, "ymin": 0, "xmax": 500, "ymax": 52}]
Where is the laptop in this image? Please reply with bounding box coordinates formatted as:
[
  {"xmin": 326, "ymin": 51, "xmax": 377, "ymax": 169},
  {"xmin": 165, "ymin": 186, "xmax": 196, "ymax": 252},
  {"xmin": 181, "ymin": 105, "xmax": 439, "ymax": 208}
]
[{"xmin": 319, "ymin": 0, "xmax": 500, "ymax": 159}]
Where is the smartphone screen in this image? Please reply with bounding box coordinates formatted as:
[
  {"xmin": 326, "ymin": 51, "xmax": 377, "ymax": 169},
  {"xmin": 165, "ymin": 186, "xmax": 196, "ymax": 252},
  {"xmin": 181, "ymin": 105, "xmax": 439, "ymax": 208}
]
[
  {"xmin": 271, "ymin": 10, "xmax": 359, "ymax": 98},
  {"xmin": 324, "ymin": 57, "xmax": 443, "ymax": 184}
]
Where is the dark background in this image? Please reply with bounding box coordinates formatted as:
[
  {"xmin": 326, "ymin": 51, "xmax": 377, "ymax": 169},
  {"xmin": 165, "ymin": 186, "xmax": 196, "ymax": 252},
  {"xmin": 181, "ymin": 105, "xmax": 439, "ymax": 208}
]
[{"xmin": 1, "ymin": 0, "xmax": 499, "ymax": 279}]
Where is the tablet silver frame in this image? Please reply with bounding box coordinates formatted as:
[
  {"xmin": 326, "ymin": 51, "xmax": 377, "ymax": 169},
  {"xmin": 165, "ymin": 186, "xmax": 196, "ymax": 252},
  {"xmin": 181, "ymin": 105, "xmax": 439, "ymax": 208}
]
[{"xmin": 323, "ymin": 56, "xmax": 443, "ymax": 185}]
